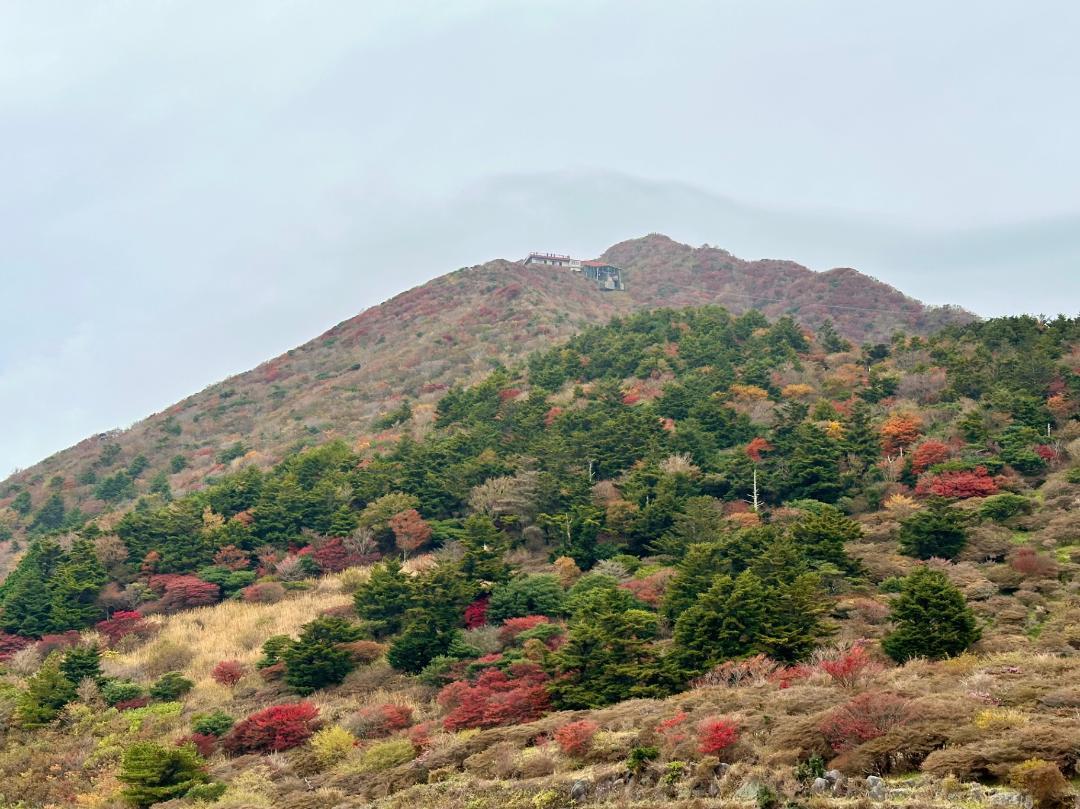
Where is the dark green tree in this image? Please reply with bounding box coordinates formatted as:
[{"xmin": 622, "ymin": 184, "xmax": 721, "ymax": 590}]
[
  {"xmin": 60, "ymin": 645, "xmax": 103, "ymax": 684},
  {"xmin": 670, "ymin": 570, "xmax": 767, "ymax": 675},
  {"xmin": 29, "ymin": 493, "xmax": 66, "ymax": 533},
  {"xmin": 881, "ymin": 566, "xmax": 980, "ymax": 661},
  {"xmin": 282, "ymin": 615, "xmax": 365, "ymax": 694},
  {"xmin": 353, "ymin": 558, "xmax": 414, "ymax": 638},
  {"xmin": 17, "ymin": 655, "xmax": 77, "ymax": 727},
  {"xmin": 0, "ymin": 540, "xmax": 64, "ymax": 636},
  {"xmin": 386, "ymin": 610, "xmax": 458, "ymax": 674},
  {"xmin": 788, "ymin": 506, "xmax": 861, "ymax": 573},
  {"xmin": 149, "ymin": 671, "xmax": 195, "ymax": 701},
  {"xmin": 49, "ymin": 538, "xmax": 108, "ymax": 630},
  {"xmin": 898, "ymin": 497, "xmax": 969, "ymax": 559},
  {"xmin": 784, "ymin": 423, "xmax": 844, "ymax": 503},
  {"xmin": 118, "ymin": 742, "xmax": 209, "ymax": 808},
  {"xmin": 487, "ymin": 574, "xmax": 565, "ymax": 622},
  {"xmin": 459, "ymin": 514, "xmax": 510, "ymax": 582},
  {"xmin": 548, "ymin": 589, "xmax": 669, "ymax": 708}
]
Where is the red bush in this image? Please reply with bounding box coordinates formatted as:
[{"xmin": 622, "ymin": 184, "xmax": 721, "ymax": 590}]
[
  {"xmin": 223, "ymin": 702, "xmax": 320, "ymax": 754},
  {"xmin": 819, "ymin": 646, "xmax": 882, "ymax": 687},
  {"xmin": 115, "ymin": 697, "xmax": 151, "ymax": 711},
  {"xmin": 311, "ymin": 537, "xmax": 360, "ymax": 573},
  {"xmin": 213, "ymin": 545, "xmax": 250, "ymax": 571},
  {"xmin": 241, "ymin": 582, "xmax": 286, "ymax": 603},
  {"xmin": 149, "ymin": 574, "xmax": 220, "ymax": 612},
  {"xmin": 95, "ymin": 611, "xmax": 153, "ymax": 647},
  {"xmin": 438, "ymin": 663, "xmax": 550, "ymax": 731},
  {"xmin": 655, "ymin": 711, "xmax": 690, "ymax": 749},
  {"xmin": 881, "ymin": 413, "xmax": 922, "ymax": 455},
  {"xmin": 407, "ymin": 720, "xmax": 434, "ymax": 751},
  {"xmin": 352, "ymin": 703, "xmax": 414, "ymax": 738},
  {"xmin": 211, "ymin": 660, "xmax": 247, "ymax": 686},
  {"xmin": 554, "ymin": 720, "xmax": 598, "ymax": 757},
  {"xmin": 917, "ymin": 466, "xmax": 998, "ymax": 499},
  {"xmin": 0, "ymin": 633, "xmax": 32, "ymax": 661},
  {"xmin": 1035, "ymin": 444, "xmax": 1057, "ymax": 462},
  {"xmin": 498, "ymin": 615, "xmax": 549, "ymax": 644},
  {"xmin": 911, "ymin": 440, "xmax": 951, "ymax": 475},
  {"xmin": 177, "ymin": 733, "xmax": 217, "ymax": 758},
  {"xmin": 464, "ymin": 596, "xmax": 489, "ymax": 629},
  {"xmin": 819, "ymin": 692, "xmax": 910, "ymax": 752},
  {"xmin": 36, "ymin": 631, "xmax": 82, "ymax": 656},
  {"xmin": 697, "ymin": 717, "xmax": 739, "ymax": 755},
  {"xmin": 1010, "ymin": 547, "xmax": 1058, "ymax": 578},
  {"xmin": 390, "ymin": 509, "xmax": 432, "ymax": 556},
  {"xmin": 619, "ymin": 569, "xmax": 674, "ymax": 607},
  {"xmin": 745, "ymin": 437, "xmax": 773, "ymax": 462}
]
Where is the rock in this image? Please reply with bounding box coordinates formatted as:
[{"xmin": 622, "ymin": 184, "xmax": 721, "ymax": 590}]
[
  {"xmin": 735, "ymin": 780, "xmax": 764, "ymax": 801},
  {"xmin": 570, "ymin": 780, "xmax": 590, "ymax": 802},
  {"xmin": 811, "ymin": 778, "xmax": 829, "ymax": 795},
  {"xmin": 824, "ymin": 769, "xmax": 842, "ymax": 783},
  {"xmin": 866, "ymin": 775, "xmax": 886, "ymax": 801},
  {"xmin": 989, "ymin": 792, "xmax": 1032, "ymax": 809}
]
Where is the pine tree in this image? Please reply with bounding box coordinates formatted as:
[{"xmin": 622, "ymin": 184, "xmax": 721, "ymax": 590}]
[
  {"xmin": 898, "ymin": 497, "xmax": 969, "ymax": 559},
  {"xmin": 817, "ymin": 319, "xmax": 851, "ymax": 353},
  {"xmin": 844, "ymin": 401, "xmax": 880, "ymax": 463},
  {"xmin": 353, "ymin": 558, "xmax": 414, "ymax": 638},
  {"xmin": 29, "ymin": 493, "xmax": 66, "ymax": 533},
  {"xmin": 882, "ymin": 566, "xmax": 980, "ymax": 661},
  {"xmin": 50, "ymin": 539, "xmax": 108, "ymax": 630},
  {"xmin": 118, "ymin": 741, "xmax": 208, "ymax": 808},
  {"xmin": 788, "ymin": 506, "xmax": 861, "ymax": 573},
  {"xmin": 548, "ymin": 589, "xmax": 669, "ymax": 708},
  {"xmin": 0, "ymin": 540, "xmax": 64, "ymax": 636},
  {"xmin": 661, "ymin": 543, "xmax": 728, "ymax": 623},
  {"xmin": 671, "ymin": 570, "xmax": 767, "ymax": 675},
  {"xmin": 785, "ymin": 423, "xmax": 844, "ymax": 503},
  {"xmin": 649, "ymin": 497, "xmax": 724, "ymax": 559},
  {"xmin": 459, "ymin": 514, "xmax": 510, "ymax": 582},
  {"xmin": 17, "ymin": 655, "xmax": 77, "ymax": 727},
  {"xmin": 386, "ymin": 610, "xmax": 457, "ymax": 674},
  {"xmin": 61, "ymin": 644, "xmax": 103, "ymax": 684},
  {"xmin": 282, "ymin": 616, "xmax": 365, "ymax": 694}
]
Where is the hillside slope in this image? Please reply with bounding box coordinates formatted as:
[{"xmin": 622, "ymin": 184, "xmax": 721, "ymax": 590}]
[{"xmin": 0, "ymin": 234, "xmax": 971, "ymax": 534}]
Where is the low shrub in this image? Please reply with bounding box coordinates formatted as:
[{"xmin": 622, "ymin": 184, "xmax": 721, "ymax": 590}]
[
  {"xmin": 819, "ymin": 692, "xmax": 911, "ymax": 752},
  {"xmin": 242, "ymin": 581, "xmax": 287, "ymax": 604},
  {"xmin": 348, "ymin": 703, "xmax": 414, "ymax": 738},
  {"xmin": 356, "ymin": 738, "xmax": 415, "ymax": 772},
  {"xmin": 697, "ymin": 717, "xmax": 739, "ymax": 755},
  {"xmin": 310, "ymin": 725, "xmax": 357, "ymax": 766},
  {"xmin": 437, "ymin": 663, "xmax": 550, "ymax": 731},
  {"xmin": 1009, "ymin": 758, "xmax": 1072, "ymax": 808},
  {"xmin": 176, "ymin": 732, "xmax": 216, "ymax": 758},
  {"xmin": 148, "ymin": 671, "xmax": 194, "ymax": 701},
  {"xmin": 192, "ymin": 710, "xmax": 234, "ymax": 737},
  {"xmin": 223, "ymin": 702, "xmax": 320, "ymax": 754},
  {"xmin": 553, "ymin": 719, "xmax": 599, "ymax": 757},
  {"xmin": 210, "ymin": 659, "xmax": 247, "ymax": 686},
  {"xmin": 101, "ymin": 679, "xmax": 145, "ymax": 707},
  {"xmin": 819, "ymin": 646, "xmax": 882, "ymax": 687},
  {"xmin": 118, "ymin": 741, "xmax": 208, "ymax": 808}
]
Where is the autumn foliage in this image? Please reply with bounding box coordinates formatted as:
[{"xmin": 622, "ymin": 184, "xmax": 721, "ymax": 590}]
[
  {"xmin": 881, "ymin": 413, "xmax": 922, "ymax": 455},
  {"xmin": 223, "ymin": 702, "xmax": 320, "ymax": 754},
  {"xmin": 697, "ymin": 717, "xmax": 739, "ymax": 755},
  {"xmin": 818, "ymin": 692, "xmax": 910, "ymax": 752},
  {"xmin": 437, "ymin": 663, "xmax": 550, "ymax": 731},
  {"xmin": 148, "ymin": 575, "xmax": 220, "ymax": 613},
  {"xmin": 917, "ymin": 466, "xmax": 998, "ymax": 498},
  {"xmin": 553, "ymin": 720, "xmax": 599, "ymax": 757},
  {"xmin": 389, "ymin": 509, "xmax": 432, "ymax": 557},
  {"xmin": 910, "ymin": 440, "xmax": 951, "ymax": 475},
  {"xmin": 818, "ymin": 646, "xmax": 882, "ymax": 688},
  {"xmin": 210, "ymin": 660, "xmax": 247, "ymax": 686}
]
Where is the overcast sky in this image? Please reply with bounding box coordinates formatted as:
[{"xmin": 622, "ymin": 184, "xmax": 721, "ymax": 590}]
[{"xmin": 2, "ymin": 0, "xmax": 1079, "ymax": 476}]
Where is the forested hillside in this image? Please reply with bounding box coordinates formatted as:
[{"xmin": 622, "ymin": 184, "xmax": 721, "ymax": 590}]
[
  {"xmin": 0, "ymin": 307, "xmax": 1076, "ymax": 809},
  {"xmin": 0, "ymin": 235, "xmax": 971, "ymax": 557}
]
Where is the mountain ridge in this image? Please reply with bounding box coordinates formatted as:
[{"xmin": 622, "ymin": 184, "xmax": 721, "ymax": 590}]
[{"xmin": 0, "ymin": 234, "xmax": 972, "ymax": 532}]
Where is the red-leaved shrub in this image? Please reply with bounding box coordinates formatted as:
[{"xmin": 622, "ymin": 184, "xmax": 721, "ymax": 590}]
[
  {"xmin": 498, "ymin": 615, "xmax": 549, "ymax": 644},
  {"xmin": 655, "ymin": 711, "xmax": 690, "ymax": 749},
  {"xmin": 554, "ymin": 720, "xmax": 598, "ymax": 757},
  {"xmin": 464, "ymin": 596, "xmax": 489, "ymax": 629},
  {"xmin": 148, "ymin": 574, "xmax": 220, "ymax": 612},
  {"xmin": 917, "ymin": 467, "xmax": 998, "ymax": 499},
  {"xmin": 408, "ymin": 720, "xmax": 434, "ymax": 751},
  {"xmin": 0, "ymin": 633, "xmax": 32, "ymax": 661},
  {"xmin": 911, "ymin": 440, "xmax": 951, "ymax": 475},
  {"xmin": 178, "ymin": 732, "xmax": 217, "ymax": 758},
  {"xmin": 241, "ymin": 582, "xmax": 286, "ymax": 604},
  {"xmin": 339, "ymin": 640, "xmax": 387, "ymax": 665},
  {"xmin": 619, "ymin": 569, "xmax": 675, "ymax": 607},
  {"xmin": 819, "ymin": 646, "xmax": 882, "ymax": 688},
  {"xmin": 438, "ymin": 663, "xmax": 550, "ymax": 731},
  {"xmin": 819, "ymin": 692, "xmax": 910, "ymax": 752},
  {"xmin": 697, "ymin": 717, "xmax": 739, "ymax": 755},
  {"xmin": 37, "ymin": 631, "xmax": 82, "ymax": 656},
  {"xmin": 1010, "ymin": 547, "xmax": 1059, "ymax": 578},
  {"xmin": 211, "ymin": 660, "xmax": 247, "ymax": 686},
  {"xmin": 96, "ymin": 611, "xmax": 154, "ymax": 647},
  {"xmin": 351, "ymin": 703, "xmax": 414, "ymax": 738},
  {"xmin": 223, "ymin": 702, "xmax": 320, "ymax": 754},
  {"xmin": 311, "ymin": 537, "xmax": 359, "ymax": 573},
  {"xmin": 115, "ymin": 697, "xmax": 151, "ymax": 711}
]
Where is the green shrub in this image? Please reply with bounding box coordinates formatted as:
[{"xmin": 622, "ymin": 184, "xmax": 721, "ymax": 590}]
[
  {"xmin": 118, "ymin": 741, "xmax": 208, "ymax": 807},
  {"xmin": 487, "ymin": 574, "xmax": 566, "ymax": 622},
  {"xmin": 310, "ymin": 725, "xmax": 357, "ymax": 766},
  {"xmin": 184, "ymin": 782, "xmax": 226, "ymax": 801},
  {"xmin": 357, "ymin": 738, "xmax": 415, "ymax": 772},
  {"xmin": 192, "ymin": 710, "xmax": 235, "ymax": 737},
  {"xmin": 149, "ymin": 671, "xmax": 194, "ymax": 701},
  {"xmin": 979, "ymin": 493, "xmax": 1032, "ymax": 522},
  {"xmin": 1065, "ymin": 467, "xmax": 1080, "ymax": 484},
  {"xmin": 60, "ymin": 645, "xmax": 103, "ymax": 685},
  {"xmin": 17, "ymin": 656, "xmax": 76, "ymax": 727},
  {"xmin": 101, "ymin": 679, "xmax": 144, "ymax": 707},
  {"xmin": 626, "ymin": 746, "xmax": 659, "ymax": 774}
]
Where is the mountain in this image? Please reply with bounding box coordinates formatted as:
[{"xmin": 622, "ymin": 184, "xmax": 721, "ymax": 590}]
[{"xmin": 0, "ymin": 234, "xmax": 971, "ymax": 532}]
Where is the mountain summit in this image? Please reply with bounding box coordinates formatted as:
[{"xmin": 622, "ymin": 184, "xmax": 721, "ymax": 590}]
[{"xmin": 0, "ymin": 234, "xmax": 971, "ymax": 524}]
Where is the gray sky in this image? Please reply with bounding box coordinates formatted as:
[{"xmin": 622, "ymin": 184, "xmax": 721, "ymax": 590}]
[{"xmin": 2, "ymin": 0, "xmax": 1079, "ymax": 476}]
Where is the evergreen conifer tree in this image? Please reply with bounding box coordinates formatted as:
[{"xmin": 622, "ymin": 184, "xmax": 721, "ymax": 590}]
[
  {"xmin": 459, "ymin": 514, "xmax": 510, "ymax": 582},
  {"xmin": 671, "ymin": 570, "xmax": 767, "ymax": 675},
  {"xmin": 282, "ymin": 615, "xmax": 364, "ymax": 694},
  {"xmin": 353, "ymin": 558, "xmax": 414, "ymax": 638},
  {"xmin": 882, "ymin": 566, "xmax": 980, "ymax": 661},
  {"xmin": 50, "ymin": 538, "xmax": 108, "ymax": 630},
  {"xmin": 17, "ymin": 655, "xmax": 77, "ymax": 727},
  {"xmin": 898, "ymin": 497, "xmax": 969, "ymax": 559},
  {"xmin": 60, "ymin": 644, "xmax": 103, "ymax": 685},
  {"xmin": 118, "ymin": 741, "xmax": 208, "ymax": 808}
]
